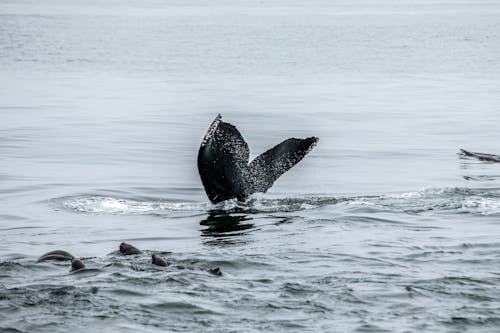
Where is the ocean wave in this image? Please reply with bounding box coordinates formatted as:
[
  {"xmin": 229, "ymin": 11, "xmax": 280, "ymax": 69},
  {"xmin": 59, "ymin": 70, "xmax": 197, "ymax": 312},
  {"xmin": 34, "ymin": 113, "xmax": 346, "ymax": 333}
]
[
  {"xmin": 50, "ymin": 195, "xmax": 209, "ymax": 215},
  {"xmin": 50, "ymin": 187, "xmax": 500, "ymax": 217}
]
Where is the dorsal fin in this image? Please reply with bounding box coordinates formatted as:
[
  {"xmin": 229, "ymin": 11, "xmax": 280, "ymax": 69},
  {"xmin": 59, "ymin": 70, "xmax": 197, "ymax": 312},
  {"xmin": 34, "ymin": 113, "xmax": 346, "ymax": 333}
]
[{"xmin": 459, "ymin": 149, "xmax": 500, "ymax": 162}]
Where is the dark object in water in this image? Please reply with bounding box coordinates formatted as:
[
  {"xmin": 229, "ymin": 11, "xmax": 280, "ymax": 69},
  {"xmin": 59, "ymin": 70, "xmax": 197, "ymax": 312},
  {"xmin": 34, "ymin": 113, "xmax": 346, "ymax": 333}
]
[
  {"xmin": 70, "ymin": 258, "xmax": 85, "ymax": 272},
  {"xmin": 37, "ymin": 250, "xmax": 74, "ymax": 262},
  {"xmin": 152, "ymin": 254, "xmax": 168, "ymax": 267},
  {"xmin": 197, "ymin": 114, "xmax": 318, "ymax": 204},
  {"xmin": 208, "ymin": 267, "xmax": 222, "ymax": 276},
  {"xmin": 119, "ymin": 242, "xmax": 142, "ymax": 255},
  {"xmin": 459, "ymin": 149, "xmax": 500, "ymax": 163}
]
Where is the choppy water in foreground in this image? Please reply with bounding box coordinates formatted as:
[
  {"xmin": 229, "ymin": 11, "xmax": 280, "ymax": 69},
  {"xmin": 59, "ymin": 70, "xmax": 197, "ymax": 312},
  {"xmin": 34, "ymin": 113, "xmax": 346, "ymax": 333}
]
[{"xmin": 1, "ymin": 0, "xmax": 500, "ymax": 332}]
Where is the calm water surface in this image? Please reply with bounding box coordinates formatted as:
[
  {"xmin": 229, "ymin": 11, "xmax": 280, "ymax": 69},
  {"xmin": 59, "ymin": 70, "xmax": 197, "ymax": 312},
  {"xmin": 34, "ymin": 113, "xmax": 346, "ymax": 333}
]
[{"xmin": 1, "ymin": 0, "xmax": 500, "ymax": 332}]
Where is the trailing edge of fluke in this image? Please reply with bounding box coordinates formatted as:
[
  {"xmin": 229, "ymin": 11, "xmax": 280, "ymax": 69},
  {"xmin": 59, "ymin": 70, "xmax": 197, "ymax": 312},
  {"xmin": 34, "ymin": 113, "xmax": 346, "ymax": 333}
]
[{"xmin": 197, "ymin": 114, "xmax": 318, "ymax": 204}]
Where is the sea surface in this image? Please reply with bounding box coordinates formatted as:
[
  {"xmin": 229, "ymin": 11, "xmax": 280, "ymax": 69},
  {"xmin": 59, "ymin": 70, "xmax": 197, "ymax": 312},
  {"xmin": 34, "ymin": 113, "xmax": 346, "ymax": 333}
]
[{"xmin": 1, "ymin": 0, "xmax": 500, "ymax": 332}]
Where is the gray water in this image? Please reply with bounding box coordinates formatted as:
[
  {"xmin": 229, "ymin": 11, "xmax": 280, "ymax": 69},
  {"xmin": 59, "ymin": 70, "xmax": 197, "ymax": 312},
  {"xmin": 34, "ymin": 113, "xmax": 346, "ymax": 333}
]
[{"xmin": 1, "ymin": 0, "xmax": 500, "ymax": 332}]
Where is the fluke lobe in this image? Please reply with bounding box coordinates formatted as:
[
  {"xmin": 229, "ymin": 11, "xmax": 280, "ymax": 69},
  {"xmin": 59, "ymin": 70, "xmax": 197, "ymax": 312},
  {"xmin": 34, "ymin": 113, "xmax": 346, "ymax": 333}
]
[{"xmin": 197, "ymin": 114, "xmax": 318, "ymax": 204}]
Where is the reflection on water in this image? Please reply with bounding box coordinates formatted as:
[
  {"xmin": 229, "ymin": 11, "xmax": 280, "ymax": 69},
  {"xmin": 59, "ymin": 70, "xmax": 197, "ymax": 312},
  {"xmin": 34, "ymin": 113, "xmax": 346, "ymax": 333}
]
[{"xmin": 200, "ymin": 211, "xmax": 256, "ymax": 237}]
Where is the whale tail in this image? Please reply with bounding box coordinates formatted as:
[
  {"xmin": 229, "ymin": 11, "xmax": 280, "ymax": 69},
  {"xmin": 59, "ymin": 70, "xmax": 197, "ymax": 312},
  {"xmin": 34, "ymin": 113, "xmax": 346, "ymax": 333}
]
[
  {"xmin": 197, "ymin": 114, "xmax": 249, "ymax": 203},
  {"xmin": 197, "ymin": 114, "xmax": 318, "ymax": 204},
  {"xmin": 244, "ymin": 137, "xmax": 318, "ymax": 195}
]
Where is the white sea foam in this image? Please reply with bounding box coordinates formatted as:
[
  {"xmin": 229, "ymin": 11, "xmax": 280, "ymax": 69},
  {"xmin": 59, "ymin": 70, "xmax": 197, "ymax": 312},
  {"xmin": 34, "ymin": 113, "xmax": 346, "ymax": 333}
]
[
  {"xmin": 58, "ymin": 196, "xmax": 209, "ymax": 215},
  {"xmin": 461, "ymin": 197, "xmax": 500, "ymax": 215}
]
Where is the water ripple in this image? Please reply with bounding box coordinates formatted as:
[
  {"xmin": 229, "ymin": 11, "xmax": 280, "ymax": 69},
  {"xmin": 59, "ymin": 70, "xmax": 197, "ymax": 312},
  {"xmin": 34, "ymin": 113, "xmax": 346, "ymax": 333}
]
[
  {"xmin": 50, "ymin": 195, "xmax": 209, "ymax": 215},
  {"xmin": 49, "ymin": 187, "xmax": 500, "ymax": 217}
]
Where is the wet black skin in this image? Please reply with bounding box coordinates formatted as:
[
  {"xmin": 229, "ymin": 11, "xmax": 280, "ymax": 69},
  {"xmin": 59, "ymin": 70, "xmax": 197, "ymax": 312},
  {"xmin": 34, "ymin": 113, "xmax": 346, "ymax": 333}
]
[
  {"xmin": 70, "ymin": 258, "xmax": 85, "ymax": 272},
  {"xmin": 197, "ymin": 114, "xmax": 318, "ymax": 204},
  {"xmin": 152, "ymin": 254, "xmax": 168, "ymax": 267},
  {"xmin": 208, "ymin": 267, "xmax": 222, "ymax": 276},
  {"xmin": 459, "ymin": 149, "xmax": 500, "ymax": 163},
  {"xmin": 119, "ymin": 242, "xmax": 142, "ymax": 255},
  {"xmin": 37, "ymin": 250, "xmax": 74, "ymax": 262}
]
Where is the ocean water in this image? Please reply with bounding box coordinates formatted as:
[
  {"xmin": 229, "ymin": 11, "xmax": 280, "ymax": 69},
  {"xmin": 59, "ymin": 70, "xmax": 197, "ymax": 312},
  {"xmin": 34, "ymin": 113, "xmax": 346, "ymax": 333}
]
[{"xmin": 1, "ymin": 0, "xmax": 500, "ymax": 332}]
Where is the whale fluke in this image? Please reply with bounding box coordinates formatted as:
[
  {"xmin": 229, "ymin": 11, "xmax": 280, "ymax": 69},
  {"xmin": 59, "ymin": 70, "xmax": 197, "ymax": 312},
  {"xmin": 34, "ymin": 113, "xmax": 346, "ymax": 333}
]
[{"xmin": 198, "ymin": 114, "xmax": 318, "ymax": 204}]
